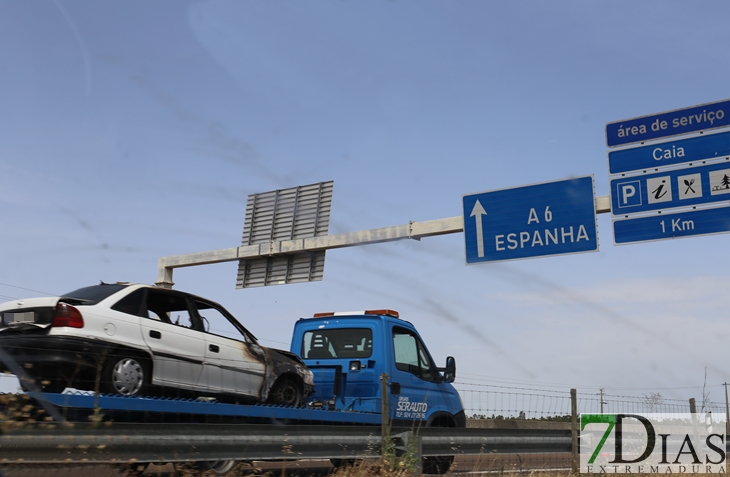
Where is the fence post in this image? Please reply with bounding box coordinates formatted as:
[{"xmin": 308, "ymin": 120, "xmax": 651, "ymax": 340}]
[
  {"xmin": 689, "ymin": 397, "xmax": 700, "ymax": 446},
  {"xmin": 571, "ymin": 388, "xmax": 579, "ymax": 474},
  {"xmin": 722, "ymin": 381, "xmax": 730, "ymax": 435}
]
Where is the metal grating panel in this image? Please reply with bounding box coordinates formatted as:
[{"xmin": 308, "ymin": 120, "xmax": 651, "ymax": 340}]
[
  {"xmin": 238, "ymin": 251, "xmax": 326, "ymax": 288},
  {"xmin": 236, "ymin": 181, "xmax": 333, "ymax": 288}
]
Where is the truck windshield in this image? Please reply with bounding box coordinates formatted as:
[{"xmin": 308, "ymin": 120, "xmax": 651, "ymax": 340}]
[{"xmin": 302, "ymin": 328, "xmax": 372, "ymax": 359}]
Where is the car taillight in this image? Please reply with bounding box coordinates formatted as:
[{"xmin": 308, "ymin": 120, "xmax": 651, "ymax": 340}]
[{"xmin": 52, "ymin": 303, "xmax": 84, "ymax": 328}]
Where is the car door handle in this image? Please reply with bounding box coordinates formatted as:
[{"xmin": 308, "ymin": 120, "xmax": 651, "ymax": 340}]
[
  {"xmin": 209, "ymin": 344, "xmax": 219, "ymax": 353},
  {"xmin": 149, "ymin": 330, "xmax": 161, "ymax": 339}
]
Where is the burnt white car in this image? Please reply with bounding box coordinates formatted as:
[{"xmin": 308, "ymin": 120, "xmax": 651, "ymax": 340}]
[{"xmin": 0, "ymin": 283, "xmax": 313, "ymax": 406}]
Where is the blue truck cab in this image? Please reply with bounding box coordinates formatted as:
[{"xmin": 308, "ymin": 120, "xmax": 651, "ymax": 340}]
[{"xmin": 290, "ymin": 309, "xmax": 466, "ymax": 429}]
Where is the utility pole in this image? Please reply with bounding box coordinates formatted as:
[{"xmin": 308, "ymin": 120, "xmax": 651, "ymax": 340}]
[
  {"xmin": 599, "ymin": 388, "xmax": 606, "ymax": 414},
  {"xmin": 571, "ymin": 389, "xmax": 579, "ymax": 474},
  {"xmin": 722, "ymin": 381, "xmax": 730, "ymax": 434}
]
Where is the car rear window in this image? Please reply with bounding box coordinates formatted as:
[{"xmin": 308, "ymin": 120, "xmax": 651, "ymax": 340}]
[
  {"xmin": 302, "ymin": 328, "xmax": 373, "ymax": 359},
  {"xmin": 61, "ymin": 284, "xmax": 130, "ymax": 305}
]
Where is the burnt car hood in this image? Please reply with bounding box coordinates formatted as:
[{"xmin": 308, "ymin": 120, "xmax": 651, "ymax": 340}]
[
  {"xmin": 259, "ymin": 347, "xmax": 315, "ymax": 401},
  {"xmin": 269, "ymin": 348, "xmax": 306, "ymax": 366}
]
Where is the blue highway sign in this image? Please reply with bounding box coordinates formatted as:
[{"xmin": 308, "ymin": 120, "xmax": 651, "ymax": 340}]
[
  {"xmin": 606, "ymin": 99, "xmax": 730, "ymax": 148},
  {"xmin": 463, "ymin": 176, "xmax": 598, "ymax": 264},
  {"xmin": 610, "ymin": 162, "xmax": 730, "ymax": 216},
  {"xmin": 608, "ymin": 130, "xmax": 730, "ymax": 175},
  {"xmin": 614, "ymin": 205, "xmax": 730, "ymax": 245}
]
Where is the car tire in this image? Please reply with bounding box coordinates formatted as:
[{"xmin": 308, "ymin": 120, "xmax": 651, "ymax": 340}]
[
  {"xmin": 267, "ymin": 376, "xmax": 303, "ymax": 407},
  {"xmin": 101, "ymin": 356, "xmax": 148, "ymax": 396}
]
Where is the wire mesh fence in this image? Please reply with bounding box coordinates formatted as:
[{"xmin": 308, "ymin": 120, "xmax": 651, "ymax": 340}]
[
  {"xmin": 457, "ymin": 383, "xmax": 572, "ymax": 421},
  {"xmin": 455, "ymin": 381, "xmax": 726, "ymax": 421},
  {"xmin": 452, "ymin": 381, "xmax": 730, "ymax": 473}
]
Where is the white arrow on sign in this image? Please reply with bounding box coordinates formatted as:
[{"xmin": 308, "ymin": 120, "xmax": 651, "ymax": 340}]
[{"xmin": 470, "ymin": 200, "xmax": 487, "ymax": 257}]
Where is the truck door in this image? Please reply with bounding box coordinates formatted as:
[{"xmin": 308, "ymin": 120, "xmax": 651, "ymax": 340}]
[{"xmin": 389, "ymin": 326, "xmax": 445, "ymax": 423}]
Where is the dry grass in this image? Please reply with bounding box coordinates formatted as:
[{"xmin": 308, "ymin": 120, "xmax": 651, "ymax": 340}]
[{"xmin": 0, "ymin": 393, "xmax": 49, "ymax": 424}]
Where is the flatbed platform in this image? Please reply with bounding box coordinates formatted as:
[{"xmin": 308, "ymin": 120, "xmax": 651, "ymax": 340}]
[{"xmin": 19, "ymin": 392, "xmax": 383, "ymax": 425}]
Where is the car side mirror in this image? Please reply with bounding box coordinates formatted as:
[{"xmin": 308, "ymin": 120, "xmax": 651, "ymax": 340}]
[{"xmin": 442, "ymin": 356, "xmax": 456, "ymax": 383}]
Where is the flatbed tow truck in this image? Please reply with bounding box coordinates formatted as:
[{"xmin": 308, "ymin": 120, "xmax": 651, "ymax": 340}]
[{"xmin": 5, "ymin": 310, "xmax": 464, "ymax": 474}]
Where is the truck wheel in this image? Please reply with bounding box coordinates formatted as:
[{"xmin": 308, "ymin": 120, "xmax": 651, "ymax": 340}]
[
  {"xmin": 268, "ymin": 376, "xmax": 303, "ymax": 407},
  {"xmin": 422, "ymin": 455, "xmax": 454, "ymax": 475},
  {"xmin": 422, "ymin": 417, "xmax": 456, "ymax": 474},
  {"xmin": 330, "ymin": 458, "xmax": 358, "ymax": 468},
  {"xmin": 101, "ymin": 356, "xmax": 148, "ymax": 396}
]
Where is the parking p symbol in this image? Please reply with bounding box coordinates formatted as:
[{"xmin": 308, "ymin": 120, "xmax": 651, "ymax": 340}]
[
  {"xmin": 621, "ymin": 185, "xmax": 635, "ymax": 204},
  {"xmin": 615, "ymin": 180, "xmax": 642, "ymax": 208}
]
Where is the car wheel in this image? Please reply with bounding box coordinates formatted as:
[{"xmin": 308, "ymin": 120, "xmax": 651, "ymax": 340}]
[
  {"xmin": 102, "ymin": 356, "xmax": 147, "ymax": 396},
  {"xmin": 268, "ymin": 376, "xmax": 303, "ymax": 407}
]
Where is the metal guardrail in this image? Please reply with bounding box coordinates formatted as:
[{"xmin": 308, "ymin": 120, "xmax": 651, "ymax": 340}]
[
  {"xmin": 420, "ymin": 428, "xmax": 572, "ymax": 457},
  {"xmin": 0, "ymin": 423, "xmax": 571, "ymax": 464}
]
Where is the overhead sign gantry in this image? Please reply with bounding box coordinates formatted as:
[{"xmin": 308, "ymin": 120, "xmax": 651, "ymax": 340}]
[
  {"xmin": 154, "ymin": 98, "xmax": 730, "ymax": 288},
  {"xmin": 156, "ymin": 180, "xmax": 610, "ymax": 288}
]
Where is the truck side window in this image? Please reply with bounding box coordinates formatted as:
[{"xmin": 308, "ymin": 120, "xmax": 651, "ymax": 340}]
[{"xmin": 393, "ymin": 327, "xmax": 432, "ymax": 381}]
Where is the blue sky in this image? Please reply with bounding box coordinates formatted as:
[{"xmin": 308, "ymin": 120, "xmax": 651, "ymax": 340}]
[{"xmin": 2, "ymin": 1, "xmax": 730, "ymax": 404}]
